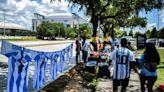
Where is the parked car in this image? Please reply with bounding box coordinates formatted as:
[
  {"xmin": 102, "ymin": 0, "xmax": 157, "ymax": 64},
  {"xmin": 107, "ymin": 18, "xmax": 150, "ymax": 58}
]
[
  {"xmin": 121, "ymin": 36, "xmax": 136, "ymax": 47},
  {"xmin": 146, "ymin": 38, "xmax": 158, "ymax": 46},
  {"xmin": 159, "ymin": 39, "xmax": 164, "ymax": 47}
]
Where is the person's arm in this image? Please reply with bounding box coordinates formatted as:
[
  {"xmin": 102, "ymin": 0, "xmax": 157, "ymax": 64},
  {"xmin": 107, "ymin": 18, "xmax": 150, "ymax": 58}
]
[
  {"xmin": 109, "ymin": 50, "xmax": 115, "ymax": 64},
  {"xmin": 138, "ymin": 54, "xmax": 144, "ymax": 65},
  {"xmin": 130, "ymin": 62, "xmax": 139, "ymax": 75},
  {"xmin": 129, "ymin": 51, "xmax": 139, "ymax": 75},
  {"xmin": 88, "ymin": 42, "xmax": 93, "ymax": 51}
]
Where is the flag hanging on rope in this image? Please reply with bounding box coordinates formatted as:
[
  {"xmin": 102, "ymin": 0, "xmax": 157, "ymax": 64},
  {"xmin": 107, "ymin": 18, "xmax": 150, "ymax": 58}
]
[
  {"xmin": 59, "ymin": 50, "xmax": 65, "ymax": 73},
  {"xmin": 33, "ymin": 52, "xmax": 48, "ymax": 90},
  {"xmin": 69, "ymin": 44, "xmax": 73, "ymax": 62},
  {"xmin": 1, "ymin": 41, "xmax": 74, "ymax": 92},
  {"xmin": 65, "ymin": 47, "xmax": 70, "ymax": 63},
  {"xmin": 6, "ymin": 46, "xmax": 32, "ymax": 92},
  {"xmin": 50, "ymin": 52, "xmax": 59, "ymax": 80}
]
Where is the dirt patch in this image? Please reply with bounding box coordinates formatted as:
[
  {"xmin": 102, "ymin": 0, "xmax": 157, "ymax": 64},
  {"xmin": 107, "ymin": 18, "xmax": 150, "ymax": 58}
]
[{"xmin": 39, "ymin": 63, "xmax": 91, "ymax": 92}]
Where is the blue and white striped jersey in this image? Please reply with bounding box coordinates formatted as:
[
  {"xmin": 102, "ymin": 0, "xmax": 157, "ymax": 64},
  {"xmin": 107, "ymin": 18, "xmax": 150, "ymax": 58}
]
[{"xmin": 110, "ymin": 47, "xmax": 134, "ymax": 80}]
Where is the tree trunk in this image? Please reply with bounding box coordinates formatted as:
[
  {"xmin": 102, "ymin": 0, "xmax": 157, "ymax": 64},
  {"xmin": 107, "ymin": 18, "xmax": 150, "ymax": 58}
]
[
  {"xmin": 103, "ymin": 28, "xmax": 108, "ymax": 49},
  {"xmin": 103, "ymin": 31, "xmax": 106, "ymax": 37},
  {"xmin": 91, "ymin": 16, "xmax": 98, "ymax": 51},
  {"xmin": 110, "ymin": 25, "xmax": 114, "ymax": 38}
]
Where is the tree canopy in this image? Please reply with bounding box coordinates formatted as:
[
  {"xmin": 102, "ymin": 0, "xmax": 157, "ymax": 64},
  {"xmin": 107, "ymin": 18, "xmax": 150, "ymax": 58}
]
[
  {"xmin": 51, "ymin": 0, "xmax": 163, "ymax": 50},
  {"xmin": 57, "ymin": 0, "xmax": 162, "ymax": 38},
  {"xmin": 36, "ymin": 22, "xmax": 92, "ymax": 40}
]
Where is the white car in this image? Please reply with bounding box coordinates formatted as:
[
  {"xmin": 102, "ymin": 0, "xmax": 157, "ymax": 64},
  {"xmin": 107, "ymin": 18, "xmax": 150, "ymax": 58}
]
[
  {"xmin": 159, "ymin": 39, "xmax": 164, "ymax": 47},
  {"xmin": 146, "ymin": 38, "xmax": 158, "ymax": 46}
]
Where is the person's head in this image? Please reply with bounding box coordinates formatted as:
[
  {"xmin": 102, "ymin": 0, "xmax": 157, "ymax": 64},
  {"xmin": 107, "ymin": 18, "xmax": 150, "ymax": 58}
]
[
  {"xmin": 128, "ymin": 42, "xmax": 131, "ymax": 46},
  {"xmin": 121, "ymin": 38, "xmax": 127, "ymax": 47},
  {"xmin": 116, "ymin": 45, "xmax": 119, "ymax": 48},
  {"xmin": 83, "ymin": 37, "xmax": 86, "ymax": 41},
  {"xmin": 144, "ymin": 43, "xmax": 160, "ymax": 64},
  {"xmin": 75, "ymin": 35, "xmax": 78, "ymax": 39}
]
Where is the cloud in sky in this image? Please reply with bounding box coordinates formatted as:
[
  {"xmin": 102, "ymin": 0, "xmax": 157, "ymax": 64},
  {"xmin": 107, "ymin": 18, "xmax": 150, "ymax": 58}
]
[
  {"xmin": 147, "ymin": 23, "xmax": 157, "ymax": 29},
  {"xmin": 0, "ymin": 0, "xmax": 69, "ymax": 30}
]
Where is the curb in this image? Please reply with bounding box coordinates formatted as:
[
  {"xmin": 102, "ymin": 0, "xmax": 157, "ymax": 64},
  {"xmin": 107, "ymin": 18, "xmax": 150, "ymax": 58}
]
[{"xmin": 21, "ymin": 41, "xmax": 74, "ymax": 47}]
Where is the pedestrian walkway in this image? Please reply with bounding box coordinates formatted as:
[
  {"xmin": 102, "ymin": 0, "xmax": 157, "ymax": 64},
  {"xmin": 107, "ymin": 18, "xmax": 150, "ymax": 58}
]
[{"xmin": 96, "ymin": 72, "xmax": 141, "ymax": 92}]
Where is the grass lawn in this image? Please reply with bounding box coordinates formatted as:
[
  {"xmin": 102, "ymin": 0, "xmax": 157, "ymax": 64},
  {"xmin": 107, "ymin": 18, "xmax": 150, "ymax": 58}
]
[
  {"xmin": 155, "ymin": 49, "xmax": 164, "ymax": 87},
  {"xmin": 0, "ymin": 37, "xmax": 40, "ymax": 41}
]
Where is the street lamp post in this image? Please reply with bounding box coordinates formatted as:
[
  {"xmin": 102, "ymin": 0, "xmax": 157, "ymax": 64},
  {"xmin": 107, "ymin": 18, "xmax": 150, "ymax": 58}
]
[{"xmin": 3, "ymin": 9, "xmax": 6, "ymax": 36}]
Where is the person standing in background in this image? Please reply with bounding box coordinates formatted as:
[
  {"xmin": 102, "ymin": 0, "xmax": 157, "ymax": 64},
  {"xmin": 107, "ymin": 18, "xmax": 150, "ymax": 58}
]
[
  {"xmin": 82, "ymin": 37, "xmax": 92, "ymax": 63},
  {"xmin": 75, "ymin": 38, "xmax": 81, "ymax": 64},
  {"xmin": 127, "ymin": 42, "xmax": 134, "ymax": 51}
]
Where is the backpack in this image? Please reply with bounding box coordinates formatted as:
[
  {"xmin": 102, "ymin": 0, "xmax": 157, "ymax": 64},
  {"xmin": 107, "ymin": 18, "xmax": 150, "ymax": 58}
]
[{"xmin": 144, "ymin": 60, "xmax": 157, "ymax": 72}]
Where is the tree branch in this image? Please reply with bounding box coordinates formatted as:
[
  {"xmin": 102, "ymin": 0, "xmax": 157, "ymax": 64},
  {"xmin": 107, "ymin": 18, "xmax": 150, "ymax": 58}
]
[
  {"xmin": 98, "ymin": 11, "xmax": 127, "ymax": 20},
  {"xmin": 97, "ymin": 1, "xmax": 112, "ymax": 17}
]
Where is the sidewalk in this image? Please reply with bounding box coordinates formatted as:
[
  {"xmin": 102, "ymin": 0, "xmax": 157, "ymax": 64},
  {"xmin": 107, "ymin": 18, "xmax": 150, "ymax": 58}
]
[{"xmin": 96, "ymin": 72, "xmax": 141, "ymax": 92}]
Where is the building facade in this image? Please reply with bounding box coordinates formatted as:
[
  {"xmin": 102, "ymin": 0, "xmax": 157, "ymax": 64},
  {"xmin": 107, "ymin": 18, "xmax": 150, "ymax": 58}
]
[{"xmin": 32, "ymin": 12, "xmax": 89, "ymax": 31}]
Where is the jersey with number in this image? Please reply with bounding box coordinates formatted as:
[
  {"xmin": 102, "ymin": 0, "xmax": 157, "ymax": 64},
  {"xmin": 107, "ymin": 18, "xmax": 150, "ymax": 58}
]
[{"xmin": 110, "ymin": 47, "xmax": 134, "ymax": 80}]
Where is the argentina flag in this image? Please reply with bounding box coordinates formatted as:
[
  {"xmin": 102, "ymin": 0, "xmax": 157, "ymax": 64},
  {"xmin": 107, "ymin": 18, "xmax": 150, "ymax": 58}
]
[
  {"xmin": 6, "ymin": 49, "xmax": 31, "ymax": 92},
  {"xmin": 69, "ymin": 44, "xmax": 73, "ymax": 61},
  {"xmin": 33, "ymin": 52, "xmax": 48, "ymax": 90},
  {"xmin": 59, "ymin": 50, "xmax": 65, "ymax": 73},
  {"xmin": 2, "ymin": 41, "xmax": 32, "ymax": 92},
  {"xmin": 50, "ymin": 52, "xmax": 59, "ymax": 80},
  {"xmin": 1, "ymin": 41, "xmax": 74, "ymax": 92},
  {"xmin": 65, "ymin": 47, "xmax": 70, "ymax": 63}
]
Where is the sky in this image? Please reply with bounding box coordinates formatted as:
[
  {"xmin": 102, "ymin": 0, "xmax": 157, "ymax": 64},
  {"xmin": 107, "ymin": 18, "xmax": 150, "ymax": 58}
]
[
  {"xmin": 139, "ymin": 9, "xmax": 164, "ymax": 31},
  {"xmin": 0, "ymin": 0, "xmax": 163, "ymax": 31}
]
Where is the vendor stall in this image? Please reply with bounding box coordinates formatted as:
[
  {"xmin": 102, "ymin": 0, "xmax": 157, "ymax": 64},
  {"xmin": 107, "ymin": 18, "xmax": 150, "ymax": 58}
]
[{"xmin": 86, "ymin": 45, "xmax": 112, "ymax": 78}]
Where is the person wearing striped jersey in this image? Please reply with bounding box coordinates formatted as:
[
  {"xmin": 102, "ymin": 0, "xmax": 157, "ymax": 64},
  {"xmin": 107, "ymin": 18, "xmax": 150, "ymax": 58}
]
[{"xmin": 109, "ymin": 38, "xmax": 138, "ymax": 92}]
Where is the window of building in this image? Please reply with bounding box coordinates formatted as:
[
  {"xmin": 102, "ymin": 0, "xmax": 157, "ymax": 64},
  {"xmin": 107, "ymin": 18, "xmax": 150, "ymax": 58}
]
[{"xmin": 66, "ymin": 24, "xmax": 70, "ymax": 27}]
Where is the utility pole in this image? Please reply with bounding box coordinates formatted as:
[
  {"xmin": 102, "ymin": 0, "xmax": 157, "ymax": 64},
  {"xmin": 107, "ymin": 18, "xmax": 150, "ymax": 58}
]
[
  {"xmin": 157, "ymin": 10, "xmax": 159, "ymax": 30},
  {"xmin": 3, "ymin": 9, "xmax": 6, "ymax": 36}
]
